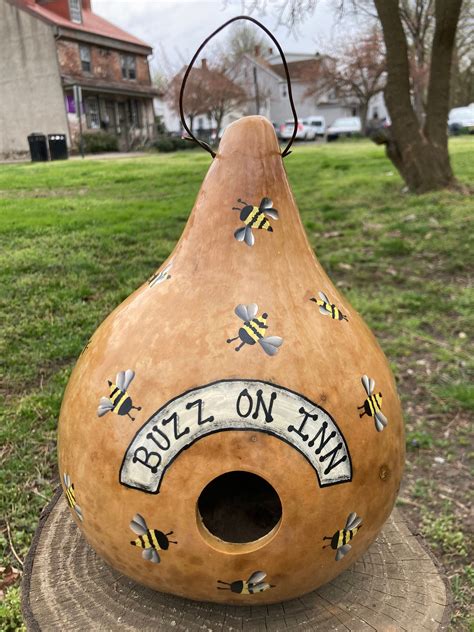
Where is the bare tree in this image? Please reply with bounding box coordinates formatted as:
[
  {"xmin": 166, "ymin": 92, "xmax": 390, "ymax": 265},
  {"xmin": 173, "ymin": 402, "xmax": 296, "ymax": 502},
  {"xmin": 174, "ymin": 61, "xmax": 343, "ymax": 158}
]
[
  {"xmin": 244, "ymin": 0, "xmax": 466, "ymax": 193},
  {"xmin": 166, "ymin": 61, "xmax": 246, "ymax": 139},
  {"xmin": 305, "ymin": 27, "xmax": 386, "ymax": 132},
  {"xmin": 166, "ymin": 68, "xmax": 210, "ymax": 132},
  {"xmin": 203, "ymin": 64, "xmax": 247, "ymax": 139}
]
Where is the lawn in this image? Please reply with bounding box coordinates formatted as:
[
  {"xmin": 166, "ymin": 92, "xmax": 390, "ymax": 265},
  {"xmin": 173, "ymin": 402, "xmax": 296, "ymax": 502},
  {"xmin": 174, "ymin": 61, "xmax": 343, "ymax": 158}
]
[{"xmin": 0, "ymin": 138, "xmax": 472, "ymax": 630}]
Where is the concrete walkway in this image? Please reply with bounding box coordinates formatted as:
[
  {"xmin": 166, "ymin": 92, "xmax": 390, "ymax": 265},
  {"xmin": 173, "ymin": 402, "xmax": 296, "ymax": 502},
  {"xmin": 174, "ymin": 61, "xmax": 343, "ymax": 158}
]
[{"xmin": 0, "ymin": 151, "xmax": 150, "ymax": 165}]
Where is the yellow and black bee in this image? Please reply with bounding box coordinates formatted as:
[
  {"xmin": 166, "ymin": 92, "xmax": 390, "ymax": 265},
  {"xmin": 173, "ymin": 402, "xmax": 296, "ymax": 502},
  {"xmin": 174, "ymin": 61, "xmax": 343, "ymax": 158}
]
[
  {"xmin": 358, "ymin": 375, "xmax": 388, "ymax": 432},
  {"xmin": 232, "ymin": 197, "xmax": 279, "ymax": 247},
  {"xmin": 323, "ymin": 512, "xmax": 362, "ymax": 561},
  {"xmin": 149, "ymin": 261, "xmax": 172, "ymax": 288},
  {"xmin": 129, "ymin": 513, "xmax": 177, "ymax": 564},
  {"xmin": 226, "ymin": 304, "xmax": 283, "ymax": 356},
  {"xmin": 97, "ymin": 369, "xmax": 141, "ymax": 421},
  {"xmin": 217, "ymin": 570, "xmax": 274, "ymax": 594},
  {"xmin": 63, "ymin": 473, "xmax": 83, "ymax": 522},
  {"xmin": 310, "ymin": 291, "xmax": 348, "ymax": 321}
]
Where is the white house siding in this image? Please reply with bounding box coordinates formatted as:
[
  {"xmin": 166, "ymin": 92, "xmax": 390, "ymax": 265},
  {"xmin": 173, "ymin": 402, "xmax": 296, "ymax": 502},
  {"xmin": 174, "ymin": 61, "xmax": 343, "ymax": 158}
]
[{"xmin": 0, "ymin": 1, "xmax": 69, "ymax": 158}]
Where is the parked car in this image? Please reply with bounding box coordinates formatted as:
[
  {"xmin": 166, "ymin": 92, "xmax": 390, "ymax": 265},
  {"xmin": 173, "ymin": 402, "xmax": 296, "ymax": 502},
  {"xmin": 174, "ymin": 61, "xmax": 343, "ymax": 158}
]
[
  {"xmin": 326, "ymin": 117, "xmax": 362, "ymax": 141},
  {"xmin": 448, "ymin": 105, "xmax": 474, "ymax": 134},
  {"xmin": 279, "ymin": 119, "xmax": 317, "ymax": 141},
  {"xmin": 305, "ymin": 115, "xmax": 326, "ymax": 136}
]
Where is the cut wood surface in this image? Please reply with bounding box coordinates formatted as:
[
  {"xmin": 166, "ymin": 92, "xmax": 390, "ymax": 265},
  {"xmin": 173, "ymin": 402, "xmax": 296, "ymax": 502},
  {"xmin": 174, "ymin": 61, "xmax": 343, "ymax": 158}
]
[{"xmin": 22, "ymin": 490, "xmax": 451, "ymax": 632}]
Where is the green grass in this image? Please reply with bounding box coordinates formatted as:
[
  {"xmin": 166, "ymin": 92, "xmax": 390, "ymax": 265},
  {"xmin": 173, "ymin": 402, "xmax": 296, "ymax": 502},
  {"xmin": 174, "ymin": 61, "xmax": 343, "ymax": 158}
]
[{"xmin": 1, "ymin": 138, "xmax": 473, "ymax": 629}]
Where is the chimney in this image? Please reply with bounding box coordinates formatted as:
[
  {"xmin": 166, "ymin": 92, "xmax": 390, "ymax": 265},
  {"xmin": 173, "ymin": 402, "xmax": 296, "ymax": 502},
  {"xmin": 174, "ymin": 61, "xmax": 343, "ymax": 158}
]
[
  {"xmin": 201, "ymin": 58, "xmax": 207, "ymax": 71},
  {"xmin": 254, "ymin": 45, "xmax": 261, "ymax": 57}
]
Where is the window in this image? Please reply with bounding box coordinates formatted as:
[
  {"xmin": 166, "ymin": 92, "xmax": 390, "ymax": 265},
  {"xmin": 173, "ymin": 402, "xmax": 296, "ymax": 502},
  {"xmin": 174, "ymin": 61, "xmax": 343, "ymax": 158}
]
[
  {"xmin": 79, "ymin": 45, "xmax": 91, "ymax": 72},
  {"xmin": 85, "ymin": 97, "xmax": 100, "ymax": 129},
  {"xmin": 69, "ymin": 0, "xmax": 82, "ymax": 23},
  {"xmin": 121, "ymin": 55, "xmax": 136, "ymax": 80}
]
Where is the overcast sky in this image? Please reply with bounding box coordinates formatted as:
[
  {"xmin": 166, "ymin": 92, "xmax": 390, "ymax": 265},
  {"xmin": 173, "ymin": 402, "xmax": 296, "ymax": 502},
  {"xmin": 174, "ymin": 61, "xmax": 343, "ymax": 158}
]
[{"xmin": 92, "ymin": 0, "xmax": 362, "ymax": 75}]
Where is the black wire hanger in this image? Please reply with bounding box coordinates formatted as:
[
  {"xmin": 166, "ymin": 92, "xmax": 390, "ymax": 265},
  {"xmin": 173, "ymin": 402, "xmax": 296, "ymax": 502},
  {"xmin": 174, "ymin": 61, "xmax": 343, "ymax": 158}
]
[{"xmin": 179, "ymin": 15, "xmax": 299, "ymax": 159}]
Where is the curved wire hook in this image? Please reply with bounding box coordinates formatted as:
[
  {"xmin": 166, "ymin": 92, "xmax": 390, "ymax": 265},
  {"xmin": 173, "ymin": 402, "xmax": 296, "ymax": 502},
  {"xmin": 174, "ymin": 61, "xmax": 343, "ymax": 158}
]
[{"xmin": 178, "ymin": 15, "xmax": 298, "ymax": 159}]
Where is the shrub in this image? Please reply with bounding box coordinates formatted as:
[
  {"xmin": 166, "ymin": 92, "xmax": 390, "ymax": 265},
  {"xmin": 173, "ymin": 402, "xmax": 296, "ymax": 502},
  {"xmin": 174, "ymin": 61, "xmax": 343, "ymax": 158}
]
[
  {"xmin": 151, "ymin": 136, "xmax": 198, "ymax": 153},
  {"xmin": 82, "ymin": 131, "xmax": 119, "ymax": 154},
  {"xmin": 153, "ymin": 137, "xmax": 176, "ymax": 153}
]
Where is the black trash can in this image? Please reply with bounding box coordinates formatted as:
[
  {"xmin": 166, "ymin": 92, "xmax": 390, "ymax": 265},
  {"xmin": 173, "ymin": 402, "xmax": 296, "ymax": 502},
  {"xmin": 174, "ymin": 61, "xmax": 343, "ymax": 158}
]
[
  {"xmin": 48, "ymin": 134, "xmax": 68, "ymax": 160},
  {"xmin": 27, "ymin": 133, "xmax": 49, "ymax": 162}
]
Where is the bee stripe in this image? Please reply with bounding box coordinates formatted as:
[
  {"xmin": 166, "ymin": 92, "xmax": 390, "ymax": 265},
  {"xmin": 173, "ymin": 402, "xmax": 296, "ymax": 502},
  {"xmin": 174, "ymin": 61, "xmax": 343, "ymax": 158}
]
[
  {"xmin": 110, "ymin": 385, "xmax": 120, "ymax": 399},
  {"xmin": 243, "ymin": 323, "xmax": 261, "ymax": 342},
  {"xmin": 150, "ymin": 530, "xmax": 160, "ymax": 551},
  {"xmin": 113, "ymin": 391, "xmax": 129, "ymax": 412},
  {"xmin": 337, "ymin": 530, "xmax": 344, "ymax": 548},
  {"xmin": 369, "ymin": 395, "xmax": 381, "ymax": 413},
  {"xmin": 65, "ymin": 487, "xmax": 75, "ymax": 508},
  {"xmin": 374, "ymin": 393, "xmax": 382, "ymax": 409},
  {"xmin": 138, "ymin": 535, "xmax": 146, "ymax": 548},
  {"xmin": 251, "ymin": 210, "xmax": 266, "ymax": 228},
  {"xmin": 260, "ymin": 217, "xmax": 271, "ymax": 231},
  {"xmin": 245, "ymin": 206, "xmax": 261, "ymax": 226}
]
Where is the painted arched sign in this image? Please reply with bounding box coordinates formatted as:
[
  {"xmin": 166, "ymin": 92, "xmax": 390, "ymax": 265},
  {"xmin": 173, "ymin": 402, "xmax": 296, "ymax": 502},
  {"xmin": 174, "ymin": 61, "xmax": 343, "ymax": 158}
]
[{"xmin": 120, "ymin": 379, "xmax": 352, "ymax": 493}]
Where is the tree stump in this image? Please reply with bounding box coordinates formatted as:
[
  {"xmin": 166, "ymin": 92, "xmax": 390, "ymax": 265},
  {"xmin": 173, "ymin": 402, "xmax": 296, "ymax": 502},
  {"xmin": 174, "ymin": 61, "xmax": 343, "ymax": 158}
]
[{"xmin": 22, "ymin": 489, "xmax": 451, "ymax": 631}]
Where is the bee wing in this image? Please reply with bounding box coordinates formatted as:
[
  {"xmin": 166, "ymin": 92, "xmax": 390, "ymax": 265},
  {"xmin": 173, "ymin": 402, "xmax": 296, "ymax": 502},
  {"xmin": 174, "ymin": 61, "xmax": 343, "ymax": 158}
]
[
  {"xmin": 235, "ymin": 304, "xmax": 249, "ymax": 321},
  {"xmin": 264, "ymin": 209, "xmax": 279, "ymax": 220},
  {"xmin": 259, "ymin": 336, "xmax": 283, "ymax": 356},
  {"xmin": 319, "ymin": 291, "xmax": 330, "ymax": 303},
  {"xmin": 369, "ymin": 377, "xmax": 375, "ymax": 394},
  {"xmin": 319, "ymin": 305, "xmax": 331, "ymax": 316},
  {"xmin": 142, "ymin": 548, "xmax": 153, "ymax": 561},
  {"xmin": 234, "ymin": 226, "xmax": 247, "ymax": 242},
  {"xmin": 122, "ymin": 369, "xmax": 135, "ymax": 391},
  {"xmin": 259, "ymin": 197, "xmax": 273, "ymax": 209},
  {"xmin": 115, "ymin": 371, "xmax": 126, "ymax": 390},
  {"xmin": 63, "ymin": 473, "xmax": 70, "ymax": 488},
  {"xmin": 74, "ymin": 505, "xmax": 84, "ymax": 522},
  {"xmin": 163, "ymin": 261, "xmax": 173, "ymax": 274},
  {"xmin": 336, "ymin": 544, "xmax": 352, "ymax": 561},
  {"xmin": 345, "ymin": 512, "xmax": 358, "ymax": 529},
  {"xmin": 130, "ymin": 513, "xmax": 148, "ymax": 535},
  {"xmin": 253, "ymin": 582, "xmax": 272, "ymax": 592},
  {"xmin": 346, "ymin": 513, "xmax": 362, "ymax": 530},
  {"xmin": 244, "ymin": 226, "xmax": 255, "ymax": 247},
  {"xmin": 150, "ymin": 549, "xmax": 161, "ymax": 564},
  {"xmin": 97, "ymin": 397, "xmax": 114, "ymax": 417},
  {"xmin": 375, "ymin": 411, "xmax": 388, "ymax": 432},
  {"xmin": 247, "ymin": 304, "xmax": 258, "ymax": 319},
  {"xmin": 248, "ymin": 570, "xmax": 266, "ymax": 586},
  {"xmin": 361, "ymin": 375, "xmax": 372, "ymax": 395}
]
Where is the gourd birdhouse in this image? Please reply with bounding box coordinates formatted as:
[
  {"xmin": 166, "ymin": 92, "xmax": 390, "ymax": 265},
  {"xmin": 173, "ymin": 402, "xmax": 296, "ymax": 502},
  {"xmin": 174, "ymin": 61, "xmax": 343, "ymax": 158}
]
[{"xmin": 58, "ymin": 113, "xmax": 405, "ymax": 604}]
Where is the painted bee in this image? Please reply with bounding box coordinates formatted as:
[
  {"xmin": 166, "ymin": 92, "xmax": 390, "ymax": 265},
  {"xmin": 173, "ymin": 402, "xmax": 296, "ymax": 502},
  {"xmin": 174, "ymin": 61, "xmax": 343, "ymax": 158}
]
[
  {"xmin": 217, "ymin": 570, "xmax": 274, "ymax": 594},
  {"xmin": 149, "ymin": 261, "xmax": 172, "ymax": 288},
  {"xmin": 129, "ymin": 513, "xmax": 177, "ymax": 564},
  {"xmin": 323, "ymin": 512, "xmax": 362, "ymax": 561},
  {"xmin": 226, "ymin": 304, "xmax": 283, "ymax": 356},
  {"xmin": 62, "ymin": 473, "xmax": 83, "ymax": 522},
  {"xmin": 358, "ymin": 375, "xmax": 388, "ymax": 432},
  {"xmin": 310, "ymin": 291, "xmax": 348, "ymax": 321},
  {"xmin": 97, "ymin": 369, "xmax": 141, "ymax": 421},
  {"xmin": 232, "ymin": 197, "xmax": 279, "ymax": 247}
]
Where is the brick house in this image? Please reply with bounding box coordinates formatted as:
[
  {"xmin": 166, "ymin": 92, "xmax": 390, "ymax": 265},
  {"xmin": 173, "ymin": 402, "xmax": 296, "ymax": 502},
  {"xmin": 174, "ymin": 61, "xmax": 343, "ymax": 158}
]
[{"xmin": 0, "ymin": 0, "xmax": 158, "ymax": 158}]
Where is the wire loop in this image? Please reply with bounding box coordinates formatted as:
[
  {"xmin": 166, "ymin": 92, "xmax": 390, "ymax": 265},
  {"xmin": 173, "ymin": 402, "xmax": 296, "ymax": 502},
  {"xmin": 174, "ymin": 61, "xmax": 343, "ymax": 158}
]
[{"xmin": 179, "ymin": 15, "xmax": 298, "ymax": 159}]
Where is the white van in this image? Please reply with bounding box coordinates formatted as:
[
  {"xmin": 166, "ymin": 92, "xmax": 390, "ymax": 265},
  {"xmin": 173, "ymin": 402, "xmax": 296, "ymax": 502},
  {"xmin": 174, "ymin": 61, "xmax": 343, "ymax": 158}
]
[{"xmin": 305, "ymin": 115, "xmax": 326, "ymax": 137}]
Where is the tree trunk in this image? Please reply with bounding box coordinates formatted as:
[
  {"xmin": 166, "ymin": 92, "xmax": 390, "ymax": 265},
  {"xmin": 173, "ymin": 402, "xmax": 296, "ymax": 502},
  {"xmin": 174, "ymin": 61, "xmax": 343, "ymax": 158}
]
[{"xmin": 373, "ymin": 0, "xmax": 462, "ymax": 193}]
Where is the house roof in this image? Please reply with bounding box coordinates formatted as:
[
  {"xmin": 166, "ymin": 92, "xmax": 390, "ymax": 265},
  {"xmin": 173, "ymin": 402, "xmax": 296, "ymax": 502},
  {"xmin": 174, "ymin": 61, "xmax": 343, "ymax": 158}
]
[
  {"xmin": 272, "ymin": 57, "xmax": 324, "ymax": 82},
  {"xmin": 12, "ymin": 0, "xmax": 152, "ymax": 51}
]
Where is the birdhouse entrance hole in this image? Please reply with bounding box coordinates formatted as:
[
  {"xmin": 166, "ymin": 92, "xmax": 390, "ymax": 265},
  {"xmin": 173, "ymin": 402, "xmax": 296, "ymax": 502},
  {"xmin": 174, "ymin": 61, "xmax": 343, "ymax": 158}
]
[{"xmin": 197, "ymin": 471, "xmax": 282, "ymax": 546}]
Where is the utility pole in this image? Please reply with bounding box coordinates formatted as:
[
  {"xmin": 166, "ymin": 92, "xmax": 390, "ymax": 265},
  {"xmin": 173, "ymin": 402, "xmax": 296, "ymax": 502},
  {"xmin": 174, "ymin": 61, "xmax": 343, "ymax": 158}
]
[{"xmin": 253, "ymin": 66, "xmax": 260, "ymax": 115}]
